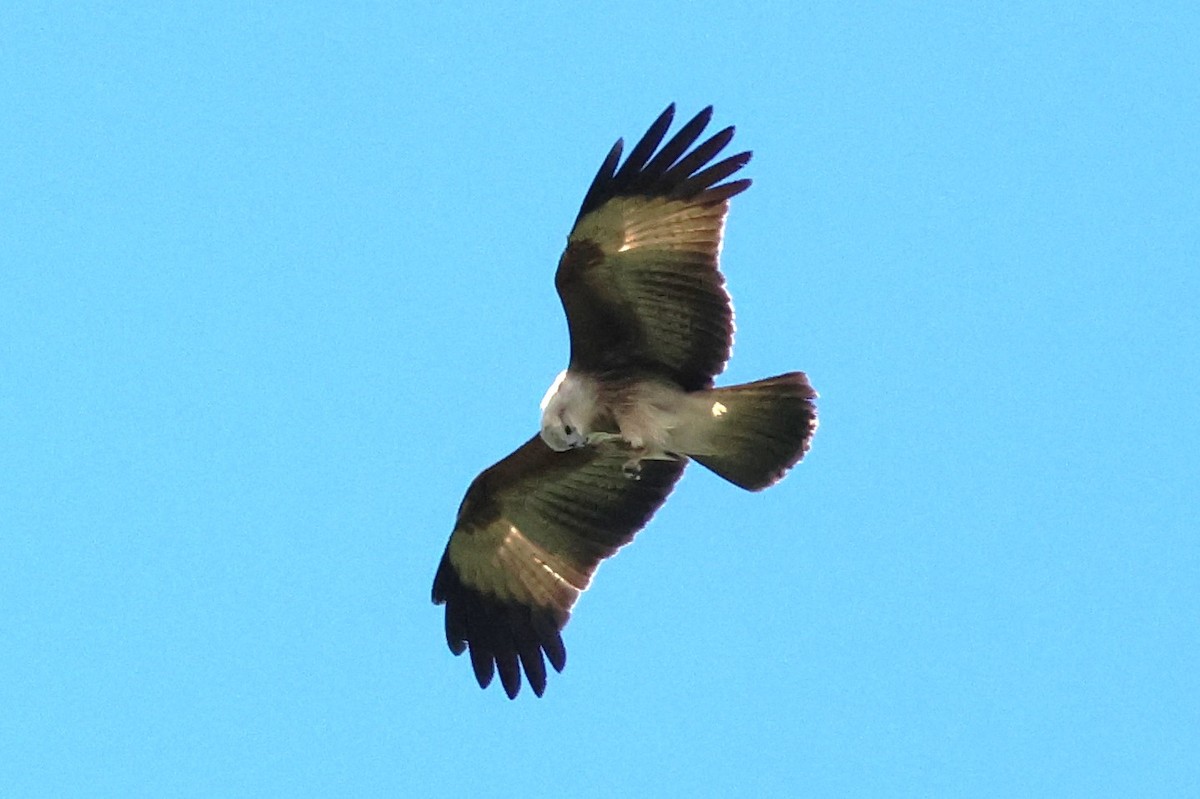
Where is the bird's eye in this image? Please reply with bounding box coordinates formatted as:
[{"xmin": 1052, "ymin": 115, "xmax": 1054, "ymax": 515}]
[{"xmin": 563, "ymin": 425, "xmax": 575, "ymax": 435}]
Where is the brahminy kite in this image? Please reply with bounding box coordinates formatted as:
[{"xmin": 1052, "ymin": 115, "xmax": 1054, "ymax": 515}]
[{"xmin": 433, "ymin": 105, "xmax": 818, "ymax": 698}]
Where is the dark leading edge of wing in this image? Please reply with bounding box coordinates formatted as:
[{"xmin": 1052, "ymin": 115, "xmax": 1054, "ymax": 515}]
[
  {"xmin": 573, "ymin": 104, "xmax": 752, "ymax": 227},
  {"xmin": 432, "ymin": 436, "xmax": 687, "ymax": 699}
]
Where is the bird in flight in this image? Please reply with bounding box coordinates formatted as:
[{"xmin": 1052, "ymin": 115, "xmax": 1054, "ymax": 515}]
[{"xmin": 432, "ymin": 105, "xmax": 818, "ymax": 698}]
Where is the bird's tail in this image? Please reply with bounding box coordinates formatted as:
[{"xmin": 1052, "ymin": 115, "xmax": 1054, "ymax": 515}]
[{"xmin": 685, "ymin": 372, "xmax": 818, "ymax": 491}]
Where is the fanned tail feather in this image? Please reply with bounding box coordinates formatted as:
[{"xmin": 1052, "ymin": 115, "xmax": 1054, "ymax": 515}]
[{"xmin": 688, "ymin": 372, "xmax": 818, "ymax": 491}]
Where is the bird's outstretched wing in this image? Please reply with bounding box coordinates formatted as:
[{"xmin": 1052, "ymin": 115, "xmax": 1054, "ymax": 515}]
[
  {"xmin": 556, "ymin": 104, "xmax": 751, "ymax": 392},
  {"xmin": 432, "ymin": 435, "xmax": 686, "ymax": 698}
]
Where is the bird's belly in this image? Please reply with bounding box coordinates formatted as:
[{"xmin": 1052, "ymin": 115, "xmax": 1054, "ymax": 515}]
[{"xmin": 604, "ymin": 379, "xmax": 692, "ymax": 455}]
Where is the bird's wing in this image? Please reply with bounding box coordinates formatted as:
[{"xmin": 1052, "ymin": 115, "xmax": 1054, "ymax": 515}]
[
  {"xmin": 432, "ymin": 435, "xmax": 686, "ymax": 698},
  {"xmin": 556, "ymin": 104, "xmax": 751, "ymax": 391}
]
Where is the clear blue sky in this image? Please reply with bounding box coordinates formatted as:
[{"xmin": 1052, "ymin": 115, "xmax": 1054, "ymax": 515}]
[{"xmin": 3, "ymin": 3, "xmax": 1197, "ymax": 797}]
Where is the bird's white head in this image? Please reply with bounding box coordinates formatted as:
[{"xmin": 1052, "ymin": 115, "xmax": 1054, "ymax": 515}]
[{"xmin": 539, "ymin": 370, "xmax": 590, "ymax": 452}]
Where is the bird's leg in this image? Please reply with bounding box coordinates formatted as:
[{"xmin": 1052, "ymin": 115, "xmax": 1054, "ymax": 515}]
[
  {"xmin": 621, "ymin": 448, "xmax": 648, "ymax": 480},
  {"xmin": 582, "ymin": 423, "xmax": 651, "ymax": 479}
]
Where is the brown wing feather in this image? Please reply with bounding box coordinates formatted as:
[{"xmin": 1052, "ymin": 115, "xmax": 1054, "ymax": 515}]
[
  {"xmin": 556, "ymin": 105, "xmax": 751, "ymax": 391},
  {"xmin": 431, "ymin": 435, "xmax": 686, "ymax": 698}
]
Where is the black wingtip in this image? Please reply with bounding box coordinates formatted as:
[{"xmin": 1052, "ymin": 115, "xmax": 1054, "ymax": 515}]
[
  {"xmin": 496, "ymin": 650, "xmax": 522, "ymax": 699},
  {"xmin": 520, "ymin": 648, "xmax": 548, "ymax": 697},
  {"xmin": 674, "ymin": 150, "xmax": 754, "ymax": 200},
  {"xmin": 469, "ymin": 641, "xmax": 495, "ymax": 690},
  {"xmin": 612, "ymin": 106, "xmax": 673, "ymax": 184},
  {"xmin": 546, "ymin": 635, "xmax": 567, "ymax": 673},
  {"xmin": 574, "ymin": 105, "xmax": 749, "ymax": 222},
  {"xmin": 434, "ymin": 544, "xmax": 572, "ymax": 699},
  {"xmin": 575, "ymin": 137, "xmax": 625, "ymax": 225}
]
